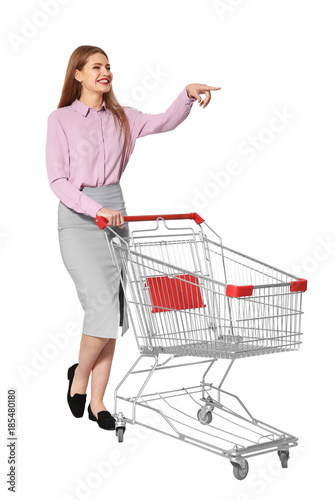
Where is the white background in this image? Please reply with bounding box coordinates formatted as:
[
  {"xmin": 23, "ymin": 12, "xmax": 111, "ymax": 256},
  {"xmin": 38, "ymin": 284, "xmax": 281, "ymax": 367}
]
[{"xmin": 1, "ymin": 0, "xmax": 334, "ymax": 499}]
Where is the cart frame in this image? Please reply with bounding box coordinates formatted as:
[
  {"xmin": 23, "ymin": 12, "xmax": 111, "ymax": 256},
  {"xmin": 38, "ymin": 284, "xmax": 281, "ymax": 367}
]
[{"xmin": 95, "ymin": 212, "xmax": 306, "ymax": 479}]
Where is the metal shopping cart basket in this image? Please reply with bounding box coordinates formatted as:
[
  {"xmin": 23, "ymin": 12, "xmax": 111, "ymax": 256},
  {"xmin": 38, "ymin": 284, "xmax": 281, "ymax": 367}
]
[{"xmin": 95, "ymin": 212, "xmax": 307, "ymax": 480}]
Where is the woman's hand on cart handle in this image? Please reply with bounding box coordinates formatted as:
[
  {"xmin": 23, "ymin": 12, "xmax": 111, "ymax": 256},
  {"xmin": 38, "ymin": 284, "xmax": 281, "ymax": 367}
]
[
  {"xmin": 186, "ymin": 84, "xmax": 221, "ymax": 109},
  {"xmin": 96, "ymin": 207, "xmax": 125, "ymax": 229}
]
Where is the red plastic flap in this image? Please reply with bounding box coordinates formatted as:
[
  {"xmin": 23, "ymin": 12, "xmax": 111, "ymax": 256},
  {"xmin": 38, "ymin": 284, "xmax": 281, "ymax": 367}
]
[
  {"xmin": 95, "ymin": 216, "xmax": 109, "ymax": 229},
  {"xmin": 145, "ymin": 274, "xmax": 206, "ymax": 313},
  {"xmin": 226, "ymin": 285, "xmax": 254, "ymax": 298},
  {"xmin": 290, "ymin": 278, "xmax": 307, "ymax": 292},
  {"xmin": 191, "ymin": 213, "xmax": 205, "ymax": 224}
]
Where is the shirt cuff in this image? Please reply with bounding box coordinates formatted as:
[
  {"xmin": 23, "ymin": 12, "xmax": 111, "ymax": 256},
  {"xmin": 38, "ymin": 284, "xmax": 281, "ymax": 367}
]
[
  {"xmin": 87, "ymin": 200, "xmax": 104, "ymax": 219},
  {"xmin": 183, "ymin": 87, "xmax": 197, "ymax": 103}
]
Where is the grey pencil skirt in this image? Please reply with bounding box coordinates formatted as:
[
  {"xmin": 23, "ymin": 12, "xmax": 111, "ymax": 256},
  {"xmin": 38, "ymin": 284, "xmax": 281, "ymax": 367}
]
[{"xmin": 57, "ymin": 183, "xmax": 129, "ymax": 339}]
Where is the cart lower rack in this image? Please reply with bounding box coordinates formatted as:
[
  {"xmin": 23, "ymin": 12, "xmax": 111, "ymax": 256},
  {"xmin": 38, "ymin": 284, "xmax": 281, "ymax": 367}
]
[{"xmin": 95, "ymin": 212, "xmax": 307, "ymax": 480}]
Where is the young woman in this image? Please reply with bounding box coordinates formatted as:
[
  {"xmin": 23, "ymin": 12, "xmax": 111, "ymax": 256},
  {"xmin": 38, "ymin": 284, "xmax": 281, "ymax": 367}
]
[{"xmin": 45, "ymin": 44, "xmax": 220, "ymax": 430}]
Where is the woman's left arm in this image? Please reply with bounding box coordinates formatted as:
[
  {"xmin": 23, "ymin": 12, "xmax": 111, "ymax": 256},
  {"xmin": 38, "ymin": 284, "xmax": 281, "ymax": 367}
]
[{"xmin": 124, "ymin": 84, "xmax": 220, "ymax": 139}]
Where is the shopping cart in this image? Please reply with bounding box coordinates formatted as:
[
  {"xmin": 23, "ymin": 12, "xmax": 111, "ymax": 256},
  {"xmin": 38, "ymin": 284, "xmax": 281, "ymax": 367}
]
[{"xmin": 95, "ymin": 212, "xmax": 307, "ymax": 480}]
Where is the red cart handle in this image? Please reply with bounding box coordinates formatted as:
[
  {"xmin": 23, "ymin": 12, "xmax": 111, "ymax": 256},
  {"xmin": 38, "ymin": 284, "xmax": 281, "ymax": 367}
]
[{"xmin": 95, "ymin": 212, "xmax": 205, "ymax": 229}]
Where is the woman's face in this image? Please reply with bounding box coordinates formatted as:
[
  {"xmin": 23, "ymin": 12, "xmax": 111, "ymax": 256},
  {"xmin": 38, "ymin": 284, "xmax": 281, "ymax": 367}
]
[{"xmin": 75, "ymin": 53, "xmax": 113, "ymax": 96}]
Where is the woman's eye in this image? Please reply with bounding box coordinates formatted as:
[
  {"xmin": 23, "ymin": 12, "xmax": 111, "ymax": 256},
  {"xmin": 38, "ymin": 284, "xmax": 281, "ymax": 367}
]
[{"xmin": 94, "ymin": 66, "xmax": 110, "ymax": 70}]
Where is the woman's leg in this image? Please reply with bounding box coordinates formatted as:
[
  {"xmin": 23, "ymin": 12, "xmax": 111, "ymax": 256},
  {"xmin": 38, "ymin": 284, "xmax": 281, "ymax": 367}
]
[
  {"xmin": 89, "ymin": 338, "xmax": 117, "ymax": 418},
  {"xmin": 70, "ymin": 334, "xmax": 109, "ymax": 397}
]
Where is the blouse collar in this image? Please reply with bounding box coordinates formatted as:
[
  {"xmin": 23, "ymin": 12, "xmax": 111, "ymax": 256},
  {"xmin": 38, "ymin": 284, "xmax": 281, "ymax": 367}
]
[{"xmin": 71, "ymin": 98, "xmax": 107, "ymax": 116}]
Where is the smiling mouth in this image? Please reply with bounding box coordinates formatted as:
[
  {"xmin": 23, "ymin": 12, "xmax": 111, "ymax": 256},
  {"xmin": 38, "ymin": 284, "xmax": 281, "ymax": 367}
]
[{"xmin": 97, "ymin": 79, "xmax": 110, "ymax": 85}]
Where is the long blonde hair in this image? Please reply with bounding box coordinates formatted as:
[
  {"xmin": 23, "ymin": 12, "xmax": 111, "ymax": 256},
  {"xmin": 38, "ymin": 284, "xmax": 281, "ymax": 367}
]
[{"xmin": 58, "ymin": 45, "xmax": 134, "ymax": 177}]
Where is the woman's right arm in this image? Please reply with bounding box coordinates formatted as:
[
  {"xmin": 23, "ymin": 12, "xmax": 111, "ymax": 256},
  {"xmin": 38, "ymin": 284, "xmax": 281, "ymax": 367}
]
[{"xmin": 45, "ymin": 113, "xmax": 104, "ymax": 218}]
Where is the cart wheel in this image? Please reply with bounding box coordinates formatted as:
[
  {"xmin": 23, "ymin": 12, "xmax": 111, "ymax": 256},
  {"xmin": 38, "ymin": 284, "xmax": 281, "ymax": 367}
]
[
  {"xmin": 230, "ymin": 460, "xmax": 249, "ymax": 480},
  {"xmin": 197, "ymin": 408, "xmax": 213, "ymax": 425},
  {"xmin": 278, "ymin": 450, "xmax": 289, "ymax": 468},
  {"xmin": 116, "ymin": 427, "xmax": 125, "ymax": 443}
]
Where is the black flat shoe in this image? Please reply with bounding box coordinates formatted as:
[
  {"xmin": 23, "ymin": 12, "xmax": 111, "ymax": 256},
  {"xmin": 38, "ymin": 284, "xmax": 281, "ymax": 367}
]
[
  {"xmin": 87, "ymin": 403, "xmax": 116, "ymax": 430},
  {"xmin": 67, "ymin": 363, "xmax": 87, "ymax": 418}
]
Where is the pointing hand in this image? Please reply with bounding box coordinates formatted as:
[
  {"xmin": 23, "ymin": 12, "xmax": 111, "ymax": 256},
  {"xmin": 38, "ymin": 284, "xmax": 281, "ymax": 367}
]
[{"xmin": 186, "ymin": 84, "xmax": 221, "ymax": 108}]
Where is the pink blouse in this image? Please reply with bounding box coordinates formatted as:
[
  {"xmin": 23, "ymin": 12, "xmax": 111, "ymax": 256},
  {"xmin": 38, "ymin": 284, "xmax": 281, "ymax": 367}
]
[{"xmin": 45, "ymin": 87, "xmax": 197, "ymax": 218}]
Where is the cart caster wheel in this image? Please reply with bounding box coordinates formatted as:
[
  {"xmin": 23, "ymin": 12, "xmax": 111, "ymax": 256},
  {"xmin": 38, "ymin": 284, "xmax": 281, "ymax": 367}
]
[
  {"xmin": 278, "ymin": 450, "xmax": 289, "ymax": 468},
  {"xmin": 197, "ymin": 408, "xmax": 213, "ymax": 425},
  {"xmin": 230, "ymin": 460, "xmax": 249, "ymax": 480},
  {"xmin": 116, "ymin": 427, "xmax": 125, "ymax": 443}
]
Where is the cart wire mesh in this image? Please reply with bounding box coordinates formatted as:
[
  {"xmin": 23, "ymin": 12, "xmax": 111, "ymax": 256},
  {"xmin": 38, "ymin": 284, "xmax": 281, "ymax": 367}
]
[{"xmin": 110, "ymin": 221, "xmax": 305, "ymax": 359}]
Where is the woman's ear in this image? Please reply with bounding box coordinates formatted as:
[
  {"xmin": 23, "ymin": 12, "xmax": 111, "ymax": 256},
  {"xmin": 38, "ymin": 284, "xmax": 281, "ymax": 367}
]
[{"xmin": 74, "ymin": 69, "xmax": 82, "ymax": 83}]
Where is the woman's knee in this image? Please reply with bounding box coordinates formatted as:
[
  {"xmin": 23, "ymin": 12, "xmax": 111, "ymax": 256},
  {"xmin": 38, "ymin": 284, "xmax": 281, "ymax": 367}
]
[{"xmin": 82, "ymin": 333, "xmax": 110, "ymax": 346}]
